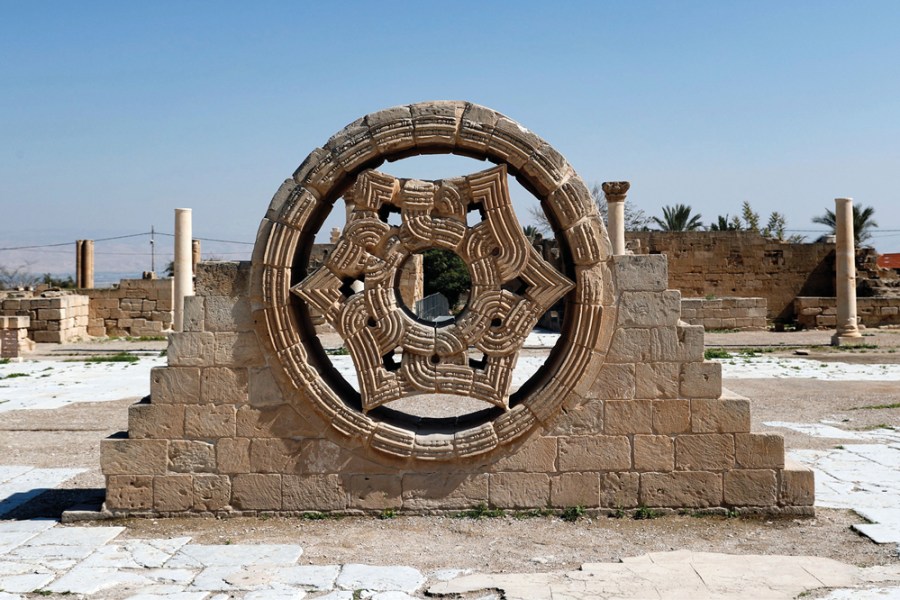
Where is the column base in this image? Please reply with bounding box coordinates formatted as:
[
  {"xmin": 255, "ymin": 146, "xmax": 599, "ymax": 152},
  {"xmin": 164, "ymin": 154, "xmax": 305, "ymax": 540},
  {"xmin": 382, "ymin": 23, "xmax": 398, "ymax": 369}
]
[{"xmin": 831, "ymin": 333, "xmax": 865, "ymax": 347}]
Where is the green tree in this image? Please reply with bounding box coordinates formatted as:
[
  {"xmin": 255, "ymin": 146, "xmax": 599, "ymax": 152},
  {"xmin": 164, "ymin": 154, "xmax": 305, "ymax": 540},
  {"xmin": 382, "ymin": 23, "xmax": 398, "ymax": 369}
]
[
  {"xmin": 709, "ymin": 215, "xmax": 742, "ymax": 231},
  {"xmin": 812, "ymin": 204, "xmax": 879, "ymax": 245},
  {"xmin": 651, "ymin": 204, "xmax": 703, "ymax": 231},
  {"xmin": 740, "ymin": 201, "xmax": 760, "ymax": 232},
  {"xmin": 421, "ymin": 249, "xmax": 471, "ymax": 312},
  {"xmin": 522, "ymin": 225, "xmax": 541, "ymax": 242}
]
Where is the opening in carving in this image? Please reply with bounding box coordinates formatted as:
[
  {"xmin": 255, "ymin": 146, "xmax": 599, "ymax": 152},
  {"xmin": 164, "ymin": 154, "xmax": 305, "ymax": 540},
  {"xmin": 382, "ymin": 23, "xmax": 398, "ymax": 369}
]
[
  {"xmin": 399, "ymin": 248, "xmax": 472, "ymax": 324},
  {"xmin": 382, "ymin": 350, "xmax": 401, "ymax": 372},
  {"xmin": 378, "ymin": 204, "xmax": 403, "ymax": 227},
  {"xmin": 339, "ymin": 276, "xmax": 364, "ymax": 298}
]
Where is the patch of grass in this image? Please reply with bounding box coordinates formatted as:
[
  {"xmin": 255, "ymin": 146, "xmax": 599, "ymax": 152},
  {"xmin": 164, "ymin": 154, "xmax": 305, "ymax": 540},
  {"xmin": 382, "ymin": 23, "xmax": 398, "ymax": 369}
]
[
  {"xmin": 704, "ymin": 348, "xmax": 731, "ymax": 360},
  {"xmin": 159, "ymin": 349, "xmax": 167, "ymax": 357},
  {"xmin": 726, "ymin": 508, "xmax": 740, "ymax": 519},
  {"xmin": 850, "ymin": 402, "xmax": 900, "ymax": 411},
  {"xmin": 0, "ymin": 372, "xmax": 29, "ymax": 380},
  {"xmin": 560, "ymin": 505, "xmax": 585, "ymax": 522},
  {"xmin": 300, "ymin": 511, "xmax": 327, "ymax": 520},
  {"xmin": 326, "ymin": 347, "xmax": 349, "ymax": 355},
  {"xmin": 609, "ymin": 507, "xmax": 627, "ymax": 519},
  {"xmin": 834, "ymin": 445, "xmax": 845, "ymax": 450},
  {"xmin": 514, "ymin": 508, "xmax": 553, "ymax": 519},
  {"xmin": 855, "ymin": 424, "xmax": 896, "ymax": 431},
  {"xmin": 0, "ymin": 357, "xmax": 10, "ymax": 365},
  {"xmin": 85, "ymin": 352, "xmax": 140, "ymax": 363},
  {"xmin": 352, "ymin": 590, "xmax": 363, "ymax": 600},
  {"xmin": 633, "ymin": 506, "xmax": 660, "ymax": 520},
  {"xmin": 455, "ymin": 503, "xmax": 504, "ymax": 519},
  {"xmin": 126, "ymin": 335, "xmax": 167, "ymax": 342},
  {"xmin": 378, "ymin": 508, "xmax": 396, "ymax": 520}
]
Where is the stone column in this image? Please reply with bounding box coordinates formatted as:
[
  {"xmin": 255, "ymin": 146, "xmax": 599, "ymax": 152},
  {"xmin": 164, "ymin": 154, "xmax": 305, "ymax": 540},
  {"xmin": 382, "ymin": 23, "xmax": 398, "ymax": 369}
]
[
  {"xmin": 173, "ymin": 209, "xmax": 194, "ymax": 332},
  {"xmin": 75, "ymin": 240, "xmax": 84, "ymax": 288},
  {"xmin": 602, "ymin": 181, "xmax": 630, "ymax": 256},
  {"xmin": 191, "ymin": 239, "xmax": 201, "ymax": 273},
  {"xmin": 82, "ymin": 240, "xmax": 94, "ymax": 289},
  {"xmin": 832, "ymin": 197, "xmax": 862, "ymax": 345}
]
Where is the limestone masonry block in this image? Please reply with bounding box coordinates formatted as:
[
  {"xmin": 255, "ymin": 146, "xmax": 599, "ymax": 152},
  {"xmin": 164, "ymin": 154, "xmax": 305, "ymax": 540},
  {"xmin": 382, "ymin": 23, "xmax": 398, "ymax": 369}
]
[
  {"xmin": 781, "ymin": 460, "xmax": 815, "ymax": 506},
  {"xmin": 489, "ymin": 472, "xmax": 550, "ymax": 509},
  {"xmin": 184, "ymin": 404, "xmax": 236, "ymax": 439},
  {"xmin": 183, "ymin": 296, "xmax": 205, "ymax": 332},
  {"xmin": 546, "ymin": 399, "xmax": 604, "ymax": 436},
  {"xmin": 612, "ymin": 255, "xmax": 668, "ymax": 292},
  {"xmin": 283, "ymin": 474, "xmax": 347, "ymax": 511},
  {"xmin": 205, "ymin": 295, "xmax": 251, "ymax": 333},
  {"xmin": 559, "ymin": 436, "xmax": 631, "ymax": 471},
  {"xmin": 232, "ymin": 473, "xmax": 282, "ymax": 510},
  {"xmin": 236, "ymin": 405, "xmax": 321, "ymax": 439},
  {"xmin": 193, "ymin": 474, "xmax": 231, "ymax": 511},
  {"xmin": 128, "ymin": 403, "xmax": 185, "ymax": 439},
  {"xmin": 652, "ymin": 400, "xmax": 691, "ymax": 434},
  {"xmin": 154, "ymin": 474, "xmax": 193, "ymax": 512},
  {"xmin": 635, "ymin": 362, "xmax": 681, "ymax": 399},
  {"xmin": 724, "ymin": 469, "xmax": 778, "ymax": 507},
  {"xmin": 248, "ymin": 367, "xmax": 284, "ymax": 407},
  {"xmin": 606, "ymin": 328, "xmax": 650, "ymax": 363},
  {"xmin": 676, "ymin": 434, "xmax": 735, "ymax": 471},
  {"xmin": 216, "ymin": 437, "xmax": 250, "ymax": 474},
  {"xmin": 201, "ymin": 367, "xmax": 248, "ymax": 404},
  {"xmin": 551, "ymin": 472, "xmax": 600, "ymax": 508},
  {"xmin": 588, "ymin": 363, "xmax": 635, "ymax": 400},
  {"xmin": 691, "ymin": 398, "xmax": 751, "ymax": 433},
  {"xmin": 680, "ymin": 362, "xmax": 722, "ymax": 399},
  {"xmin": 605, "ymin": 400, "xmax": 652, "ymax": 435},
  {"xmin": 106, "ymin": 475, "xmax": 153, "ymax": 510},
  {"xmin": 101, "ymin": 438, "xmax": 168, "ymax": 475},
  {"xmin": 599, "ymin": 472, "xmax": 639, "ymax": 508},
  {"xmin": 735, "ymin": 433, "xmax": 785, "ymax": 469},
  {"xmin": 167, "ymin": 332, "xmax": 215, "ymax": 367},
  {"xmin": 641, "ymin": 471, "xmax": 723, "ymax": 508},
  {"xmin": 214, "ymin": 332, "xmax": 264, "ymax": 367},
  {"xmin": 150, "ymin": 367, "xmax": 200, "ymax": 404},
  {"xmin": 619, "ymin": 291, "xmax": 681, "ymax": 327},
  {"xmin": 250, "ymin": 438, "xmax": 304, "ymax": 474},
  {"xmin": 488, "ymin": 437, "xmax": 557, "ymax": 473},
  {"xmin": 401, "ymin": 473, "xmax": 489, "ymax": 510},
  {"xmin": 634, "ymin": 435, "xmax": 675, "ymax": 472},
  {"xmin": 168, "ymin": 440, "xmax": 216, "ymax": 473},
  {"xmin": 195, "ymin": 261, "xmax": 250, "ymax": 298},
  {"xmin": 346, "ymin": 474, "xmax": 402, "ymax": 510}
]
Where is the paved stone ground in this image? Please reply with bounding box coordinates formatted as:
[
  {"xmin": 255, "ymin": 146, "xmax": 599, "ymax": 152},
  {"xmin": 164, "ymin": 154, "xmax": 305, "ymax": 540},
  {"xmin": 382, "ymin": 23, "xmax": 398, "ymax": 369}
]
[{"xmin": 2, "ymin": 332, "xmax": 900, "ymax": 598}]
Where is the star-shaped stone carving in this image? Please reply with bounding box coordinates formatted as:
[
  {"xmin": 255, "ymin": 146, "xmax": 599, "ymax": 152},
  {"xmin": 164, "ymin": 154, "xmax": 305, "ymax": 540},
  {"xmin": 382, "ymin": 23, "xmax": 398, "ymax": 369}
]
[{"xmin": 293, "ymin": 165, "xmax": 574, "ymax": 413}]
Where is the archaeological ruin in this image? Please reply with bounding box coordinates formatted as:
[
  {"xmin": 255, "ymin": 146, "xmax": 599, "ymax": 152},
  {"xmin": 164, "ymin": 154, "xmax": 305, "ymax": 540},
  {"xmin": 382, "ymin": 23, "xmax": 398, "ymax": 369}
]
[{"xmin": 97, "ymin": 101, "xmax": 814, "ymax": 515}]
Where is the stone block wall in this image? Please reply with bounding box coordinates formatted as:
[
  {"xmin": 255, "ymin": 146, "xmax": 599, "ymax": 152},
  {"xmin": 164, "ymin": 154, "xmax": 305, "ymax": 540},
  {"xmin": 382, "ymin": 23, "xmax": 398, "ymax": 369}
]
[
  {"xmin": 794, "ymin": 296, "xmax": 900, "ymax": 329},
  {"xmin": 626, "ymin": 231, "xmax": 836, "ymax": 322},
  {"xmin": 86, "ymin": 278, "xmax": 173, "ymax": 337},
  {"xmin": 0, "ymin": 315, "xmax": 35, "ymax": 357},
  {"xmin": 680, "ymin": 297, "xmax": 767, "ymax": 331},
  {"xmin": 0, "ymin": 292, "xmax": 89, "ymax": 343},
  {"xmin": 101, "ymin": 258, "xmax": 812, "ymax": 517}
]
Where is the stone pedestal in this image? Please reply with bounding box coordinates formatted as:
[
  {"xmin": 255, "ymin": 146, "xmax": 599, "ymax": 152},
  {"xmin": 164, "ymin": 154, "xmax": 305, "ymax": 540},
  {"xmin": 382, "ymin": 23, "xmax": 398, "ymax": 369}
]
[
  {"xmin": 602, "ymin": 182, "xmax": 630, "ymax": 256},
  {"xmin": 832, "ymin": 197, "xmax": 863, "ymax": 346}
]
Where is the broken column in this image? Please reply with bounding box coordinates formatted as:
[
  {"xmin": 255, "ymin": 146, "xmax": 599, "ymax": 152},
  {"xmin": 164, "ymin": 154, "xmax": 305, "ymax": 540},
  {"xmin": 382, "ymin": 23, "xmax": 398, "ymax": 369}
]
[
  {"xmin": 191, "ymin": 239, "xmax": 201, "ymax": 273},
  {"xmin": 602, "ymin": 181, "xmax": 630, "ymax": 256},
  {"xmin": 75, "ymin": 240, "xmax": 95, "ymax": 289},
  {"xmin": 832, "ymin": 197, "xmax": 862, "ymax": 345},
  {"xmin": 173, "ymin": 208, "xmax": 194, "ymax": 332}
]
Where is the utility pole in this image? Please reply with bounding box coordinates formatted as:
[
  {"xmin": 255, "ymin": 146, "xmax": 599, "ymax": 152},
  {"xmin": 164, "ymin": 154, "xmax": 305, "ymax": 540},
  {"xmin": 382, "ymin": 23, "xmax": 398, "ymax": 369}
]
[{"xmin": 150, "ymin": 225, "xmax": 156, "ymax": 274}]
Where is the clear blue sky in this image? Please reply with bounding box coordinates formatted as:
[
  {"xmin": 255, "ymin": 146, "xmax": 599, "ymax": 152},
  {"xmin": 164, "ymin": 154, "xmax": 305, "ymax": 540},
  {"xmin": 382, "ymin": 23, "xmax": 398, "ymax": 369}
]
[{"xmin": 2, "ymin": 1, "xmax": 899, "ymax": 275}]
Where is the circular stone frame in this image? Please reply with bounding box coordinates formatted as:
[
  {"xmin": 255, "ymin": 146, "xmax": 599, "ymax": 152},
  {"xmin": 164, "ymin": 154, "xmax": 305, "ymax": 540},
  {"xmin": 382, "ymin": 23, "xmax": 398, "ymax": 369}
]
[{"xmin": 251, "ymin": 101, "xmax": 615, "ymax": 462}]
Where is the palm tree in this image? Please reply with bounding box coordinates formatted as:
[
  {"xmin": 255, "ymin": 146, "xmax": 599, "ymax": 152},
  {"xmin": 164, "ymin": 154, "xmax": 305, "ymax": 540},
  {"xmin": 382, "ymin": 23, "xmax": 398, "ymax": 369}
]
[
  {"xmin": 522, "ymin": 225, "xmax": 541, "ymax": 242},
  {"xmin": 812, "ymin": 204, "xmax": 878, "ymax": 245},
  {"xmin": 709, "ymin": 214, "xmax": 742, "ymax": 231},
  {"xmin": 651, "ymin": 204, "xmax": 704, "ymax": 232}
]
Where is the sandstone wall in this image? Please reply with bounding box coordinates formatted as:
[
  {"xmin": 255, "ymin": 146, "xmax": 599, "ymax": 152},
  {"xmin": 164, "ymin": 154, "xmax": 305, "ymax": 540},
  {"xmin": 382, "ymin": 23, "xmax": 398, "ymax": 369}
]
[
  {"xmin": 626, "ymin": 231, "xmax": 836, "ymax": 322},
  {"xmin": 101, "ymin": 258, "xmax": 812, "ymax": 517},
  {"xmin": 86, "ymin": 278, "xmax": 173, "ymax": 337},
  {"xmin": 680, "ymin": 298, "xmax": 767, "ymax": 331},
  {"xmin": 794, "ymin": 296, "xmax": 900, "ymax": 329},
  {"xmin": 0, "ymin": 292, "xmax": 89, "ymax": 343}
]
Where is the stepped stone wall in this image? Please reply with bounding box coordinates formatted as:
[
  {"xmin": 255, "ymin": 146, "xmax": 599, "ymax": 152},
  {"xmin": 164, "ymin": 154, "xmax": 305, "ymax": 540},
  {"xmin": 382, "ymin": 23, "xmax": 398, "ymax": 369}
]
[
  {"xmin": 86, "ymin": 278, "xmax": 173, "ymax": 337},
  {"xmin": 99, "ymin": 100, "xmax": 812, "ymax": 518},
  {"xmin": 0, "ymin": 292, "xmax": 89, "ymax": 343},
  {"xmin": 680, "ymin": 297, "xmax": 767, "ymax": 331},
  {"xmin": 795, "ymin": 296, "xmax": 900, "ymax": 329}
]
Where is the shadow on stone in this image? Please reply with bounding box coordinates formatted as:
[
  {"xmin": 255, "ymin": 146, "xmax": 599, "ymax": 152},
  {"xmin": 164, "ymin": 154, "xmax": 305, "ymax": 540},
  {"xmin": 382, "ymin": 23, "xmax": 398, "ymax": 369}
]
[{"xmin": 1, "ymin": 488, "xmax": 105, "ymax": 520}]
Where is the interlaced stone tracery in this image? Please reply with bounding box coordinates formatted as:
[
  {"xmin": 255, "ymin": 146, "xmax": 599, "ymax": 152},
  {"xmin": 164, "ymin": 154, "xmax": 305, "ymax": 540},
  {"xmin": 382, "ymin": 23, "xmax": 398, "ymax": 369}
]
[{"xmin": 293, "ymin": 165, "xmax": 574, "ymax": 412}]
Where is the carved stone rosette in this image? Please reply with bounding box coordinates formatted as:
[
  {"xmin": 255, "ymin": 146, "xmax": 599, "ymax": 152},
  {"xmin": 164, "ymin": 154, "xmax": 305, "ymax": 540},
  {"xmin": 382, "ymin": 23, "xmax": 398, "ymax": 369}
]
[{"xmin": 251, "ymin": 101, "xmax": 614, "ymax": 462}]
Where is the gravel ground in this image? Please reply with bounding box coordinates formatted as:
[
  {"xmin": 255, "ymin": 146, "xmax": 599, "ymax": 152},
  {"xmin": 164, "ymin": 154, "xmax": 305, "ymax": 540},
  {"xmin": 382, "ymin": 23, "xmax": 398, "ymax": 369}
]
[{"xmin": 2, "ymin": 330, "xmax": 899, "ymax": 572}]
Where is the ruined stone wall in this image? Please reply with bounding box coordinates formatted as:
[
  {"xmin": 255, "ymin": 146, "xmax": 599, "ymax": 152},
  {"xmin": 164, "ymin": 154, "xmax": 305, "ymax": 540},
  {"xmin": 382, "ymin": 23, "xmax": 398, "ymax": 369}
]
[
  {"xmin": 101, "ymin": 258, "xmax": 812, "ymax": 516},
  {"xmin": 86, "ymin": 278, "xmax": 173, "ymax": 337},
  {"xmin": 794, "ymin": 296, "xmax": 900, "ymax": 329},
  {"xmin": 626, "ymin": 231, "xmax": 836, "ymax": 322},
  {"xmin": 680, "ymin": 298, "xmax": 767, "ymax": 331},
  {"xmin": 0, "ymin": 292, "xmax": 89, "ymax": 343}
]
